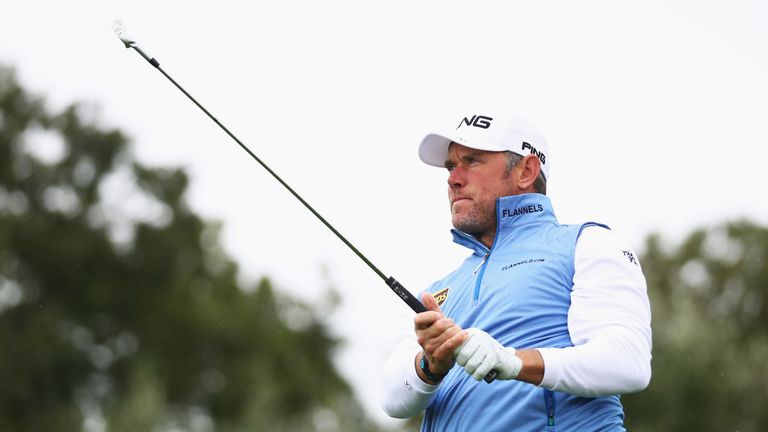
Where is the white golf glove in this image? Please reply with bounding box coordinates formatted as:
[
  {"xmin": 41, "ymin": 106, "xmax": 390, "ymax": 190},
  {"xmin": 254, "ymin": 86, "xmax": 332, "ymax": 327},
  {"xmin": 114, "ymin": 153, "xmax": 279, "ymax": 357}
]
[{"xmin": 454, "ymin": 328, "xmax": 522, "ymax": 381}]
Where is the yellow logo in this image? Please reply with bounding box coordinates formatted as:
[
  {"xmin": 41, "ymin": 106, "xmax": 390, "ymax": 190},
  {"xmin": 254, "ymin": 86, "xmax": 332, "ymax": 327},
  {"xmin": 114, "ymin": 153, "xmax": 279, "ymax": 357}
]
[{"xmin": 433, "ymin": 287, "xmax": 450, "ymax": 306}]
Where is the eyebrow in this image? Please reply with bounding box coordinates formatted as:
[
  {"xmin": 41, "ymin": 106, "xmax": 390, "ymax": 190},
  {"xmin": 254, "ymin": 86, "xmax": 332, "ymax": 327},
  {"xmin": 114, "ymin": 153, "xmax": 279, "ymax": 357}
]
[{"xmin": 444, "ymin": 151, "xmax": 486, "ymax": 169}]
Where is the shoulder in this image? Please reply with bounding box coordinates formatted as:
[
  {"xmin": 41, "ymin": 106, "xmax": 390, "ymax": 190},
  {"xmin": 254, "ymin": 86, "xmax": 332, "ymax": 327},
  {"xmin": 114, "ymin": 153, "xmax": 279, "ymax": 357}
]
[
  {"xmin": 577, "ymin": 224, "xmax": 635, "ymax": 252},
  {"xmin": 575, "ymin": 225, "xmax": 644, "ymax": 273}
]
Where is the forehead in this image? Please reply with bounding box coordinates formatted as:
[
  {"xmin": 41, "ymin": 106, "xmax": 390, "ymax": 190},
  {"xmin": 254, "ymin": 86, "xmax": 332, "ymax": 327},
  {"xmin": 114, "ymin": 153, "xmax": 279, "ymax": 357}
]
[{"xmin": 446, "ymin": 142, "xmax": 502, "ymax": 160}]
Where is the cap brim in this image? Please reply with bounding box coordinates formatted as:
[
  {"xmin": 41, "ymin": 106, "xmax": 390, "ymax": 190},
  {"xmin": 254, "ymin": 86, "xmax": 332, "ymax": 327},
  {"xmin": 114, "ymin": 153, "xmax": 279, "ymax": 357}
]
[
  {"xmin": 418, "ymin": 133, "xmax": 452, "ymax": 167},
  {"xmin": 418, "ymin": 132, "xmax": 511, "ymax": 167}
]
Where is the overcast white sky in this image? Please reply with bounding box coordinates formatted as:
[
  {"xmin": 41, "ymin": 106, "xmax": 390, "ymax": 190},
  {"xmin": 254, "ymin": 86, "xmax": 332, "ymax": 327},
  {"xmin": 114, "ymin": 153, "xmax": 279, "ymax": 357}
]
[{"xmin": 2, "ymin": 0, "xmax": 767, "ymax": 426}]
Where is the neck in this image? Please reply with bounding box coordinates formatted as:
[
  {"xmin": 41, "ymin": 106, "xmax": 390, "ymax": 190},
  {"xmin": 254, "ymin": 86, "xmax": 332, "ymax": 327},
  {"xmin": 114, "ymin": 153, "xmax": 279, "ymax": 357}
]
[{"xmin": 478, "ymin": 229, "xmax": 496, "ymax": 249}]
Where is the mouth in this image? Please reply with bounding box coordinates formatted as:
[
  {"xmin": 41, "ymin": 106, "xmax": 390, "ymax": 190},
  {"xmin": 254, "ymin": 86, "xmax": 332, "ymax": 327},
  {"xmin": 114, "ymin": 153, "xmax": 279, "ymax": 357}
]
[{"xmin": 451, "ymin": 196, "xmax": 471, "ymax": 213}]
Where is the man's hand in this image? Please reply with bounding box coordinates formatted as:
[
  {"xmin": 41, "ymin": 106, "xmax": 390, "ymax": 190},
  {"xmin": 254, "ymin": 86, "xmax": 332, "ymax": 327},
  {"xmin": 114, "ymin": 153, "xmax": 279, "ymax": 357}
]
[
  {"xmin": 414, "ymin": 292, "xmax": 467, "ymax": 382},
  {"xmin": 455, "ymin": 328, "xmax": 522, "ymax": 381}
]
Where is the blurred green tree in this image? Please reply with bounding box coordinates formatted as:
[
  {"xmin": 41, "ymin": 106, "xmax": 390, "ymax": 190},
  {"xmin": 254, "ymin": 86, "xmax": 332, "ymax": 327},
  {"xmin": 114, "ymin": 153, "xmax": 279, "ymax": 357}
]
[
  {"xmin": 0, "ymin": 65, "xmax": 380, "ymax": 431},
  {"xmin": 623, "ymin": 220, "xmax": 768, "ymax": 431}
]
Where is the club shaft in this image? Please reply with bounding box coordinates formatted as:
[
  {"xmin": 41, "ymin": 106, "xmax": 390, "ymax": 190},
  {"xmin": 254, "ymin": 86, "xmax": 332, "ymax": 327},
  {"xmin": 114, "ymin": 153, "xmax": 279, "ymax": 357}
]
[
  {"xmin": 153, "ymin": 66, "xmax": 389, "ymax": 284},
  {"xmin": 122, "ymin": 42, "xmax": 495, "ymax": 382}
]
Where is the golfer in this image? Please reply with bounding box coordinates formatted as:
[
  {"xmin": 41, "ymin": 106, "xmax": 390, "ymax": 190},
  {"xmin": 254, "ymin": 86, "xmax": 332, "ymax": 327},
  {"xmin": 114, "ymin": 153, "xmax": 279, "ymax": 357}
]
[{"xmin": 380, "ymin": 113, "xmax": 652, "ymax": 431}]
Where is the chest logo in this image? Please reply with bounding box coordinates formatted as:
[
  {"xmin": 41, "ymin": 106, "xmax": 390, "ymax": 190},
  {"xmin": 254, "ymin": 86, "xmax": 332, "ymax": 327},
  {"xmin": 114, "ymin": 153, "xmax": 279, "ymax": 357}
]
[
  {"xmin": 501, "ymin": 258, "xmax": 545, "ymax": 271},
  {"xmin": 433, "ymin": 287, "xmax": 450, "ymax": 306}
]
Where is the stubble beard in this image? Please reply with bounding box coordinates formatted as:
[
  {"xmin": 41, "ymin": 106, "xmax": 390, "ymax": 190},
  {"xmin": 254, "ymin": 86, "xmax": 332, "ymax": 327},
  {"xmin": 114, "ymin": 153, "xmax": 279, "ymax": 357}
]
[
  {"xmin": 450, "ymin": 169, "xmax": 514, "ymax": 240},
  {"xmin": 451, "ymin": 199, "xmax": 497, "ymax": 239}
]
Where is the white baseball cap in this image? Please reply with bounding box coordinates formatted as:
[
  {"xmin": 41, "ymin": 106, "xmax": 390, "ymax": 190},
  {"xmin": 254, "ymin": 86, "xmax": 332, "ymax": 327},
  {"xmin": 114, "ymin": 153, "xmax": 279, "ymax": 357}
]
[{"xmin": 418, "ymin": 113, "xmax": 550, "ymax": 180}]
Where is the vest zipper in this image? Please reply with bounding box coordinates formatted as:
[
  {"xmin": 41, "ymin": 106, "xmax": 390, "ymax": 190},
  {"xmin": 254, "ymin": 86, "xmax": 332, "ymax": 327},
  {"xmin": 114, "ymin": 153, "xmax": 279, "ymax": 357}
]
[
  {"xmin": 472, "ymin": 253, "xmax": 489, "ymax": 276},
  {"xmin": 472, "ymin": 252, "xmax": 490, "ymax": 302},
  {"xmin": 473, "ymin": 200, "xmax": 507, "ymax": 303},
  {"xmin": 544, "ymin": 389, "xmax": 556, "ymax": 429}
]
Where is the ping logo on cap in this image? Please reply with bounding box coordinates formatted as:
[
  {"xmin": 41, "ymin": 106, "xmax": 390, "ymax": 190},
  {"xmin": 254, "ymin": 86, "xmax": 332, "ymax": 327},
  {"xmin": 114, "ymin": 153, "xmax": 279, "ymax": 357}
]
[
  {"xmin": 522, "ymin": 142, "xmax": 546, "ymax": 165},
  {"xmin": 457, "ymin": 115, "xmax": 493, "ymax": 130}
]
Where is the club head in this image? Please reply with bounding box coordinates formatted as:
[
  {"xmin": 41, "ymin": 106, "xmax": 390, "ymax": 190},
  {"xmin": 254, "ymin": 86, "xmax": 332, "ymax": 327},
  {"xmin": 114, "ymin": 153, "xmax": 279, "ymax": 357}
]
[{"xmin": 112, "ymin": 20, "xmax": 134, "ymax": 48}]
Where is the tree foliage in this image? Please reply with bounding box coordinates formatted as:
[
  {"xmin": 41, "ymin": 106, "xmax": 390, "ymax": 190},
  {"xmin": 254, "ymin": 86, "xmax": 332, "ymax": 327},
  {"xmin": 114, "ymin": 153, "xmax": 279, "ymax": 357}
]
[
  {"xmin": 0, "ymin": 65, "xmax": 380, "ymax": 431},
  {"xmin": 6, "ymin": 61, "xmax": 767, "ymax": 432},
  {"xmin": 623, "ymin": 220, "xmax": 768, "ymax": 431}
]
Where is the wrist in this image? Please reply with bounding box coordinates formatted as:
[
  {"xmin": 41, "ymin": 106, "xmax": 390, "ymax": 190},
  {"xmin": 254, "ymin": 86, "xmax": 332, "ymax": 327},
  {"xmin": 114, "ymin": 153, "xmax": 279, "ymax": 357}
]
[
  {"xmin": 514, "ymin": 349, "xmax": 544, "ymax": 385},
  {"xmin": 419, "ymin": 353, "xmax": 448, "ymax": 383}
]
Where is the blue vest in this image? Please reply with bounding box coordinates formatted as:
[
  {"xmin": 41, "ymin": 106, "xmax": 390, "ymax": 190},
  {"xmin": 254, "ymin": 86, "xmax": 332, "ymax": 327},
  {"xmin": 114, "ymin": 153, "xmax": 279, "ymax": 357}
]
[{"xmin": 421, "ymin": 194, "xmax": 625, "ymax": 432}]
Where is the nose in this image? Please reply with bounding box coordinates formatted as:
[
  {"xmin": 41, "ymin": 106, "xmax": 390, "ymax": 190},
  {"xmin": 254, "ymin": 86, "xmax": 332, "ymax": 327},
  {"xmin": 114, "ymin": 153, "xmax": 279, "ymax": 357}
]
[{"xmin": 447, "ymin": 166, "xmax": 465, "ymax": 190}]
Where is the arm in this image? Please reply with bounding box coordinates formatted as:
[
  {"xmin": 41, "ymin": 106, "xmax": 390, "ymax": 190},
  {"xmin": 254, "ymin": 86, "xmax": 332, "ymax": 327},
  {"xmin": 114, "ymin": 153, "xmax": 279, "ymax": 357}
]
[
  {"xmin": 379, "ymin": 335, "xmax": 439, "ymax": 418},
  {"xmin": 537, "ymin": 226, "xmax": 653, "ymax": 397},
  {"xmin": 379, "ymin": 293, "xmax": 467, "ymax": 418},
  {"xmin": 453, "ymin": 227, "xmax": 651, "ymax": 396}
]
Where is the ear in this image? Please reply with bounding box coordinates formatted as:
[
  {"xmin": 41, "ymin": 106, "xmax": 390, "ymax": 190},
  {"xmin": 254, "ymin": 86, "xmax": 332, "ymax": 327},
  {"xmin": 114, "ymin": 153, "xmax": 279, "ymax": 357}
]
[{"xmin": 517, "ymin": 155, "xmax": 542, "ymax": 192}]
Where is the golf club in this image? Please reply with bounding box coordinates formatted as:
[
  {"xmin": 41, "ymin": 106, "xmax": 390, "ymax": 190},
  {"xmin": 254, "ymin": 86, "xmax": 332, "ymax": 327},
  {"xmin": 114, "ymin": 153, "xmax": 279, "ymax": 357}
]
[{"xmin": 111, "ymin": 20, "xmax": 497, "ymax": 383}]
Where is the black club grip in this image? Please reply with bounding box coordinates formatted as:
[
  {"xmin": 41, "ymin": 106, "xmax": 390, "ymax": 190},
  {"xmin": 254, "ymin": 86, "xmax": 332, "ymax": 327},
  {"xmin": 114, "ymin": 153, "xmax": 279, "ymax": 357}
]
[{"xmin": 385, "ymin": 276, "xmax": 427, "ymax": 313}]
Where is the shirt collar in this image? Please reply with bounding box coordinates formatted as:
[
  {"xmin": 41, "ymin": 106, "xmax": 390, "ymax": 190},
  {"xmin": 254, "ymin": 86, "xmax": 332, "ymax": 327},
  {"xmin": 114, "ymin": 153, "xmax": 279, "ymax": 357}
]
[
  {"xmin": 451, "ymin": 193, "xmax": 558, "ymax": 254},
  {"xmin": 496, "ymin": 193, "xmax": 557, "ymax": 232}
]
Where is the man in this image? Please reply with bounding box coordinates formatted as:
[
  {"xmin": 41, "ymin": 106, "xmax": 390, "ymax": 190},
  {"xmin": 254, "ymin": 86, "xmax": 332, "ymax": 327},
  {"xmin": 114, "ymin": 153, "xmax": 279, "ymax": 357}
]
[{"xmin": 379, "ymin": 113, "xmax": 652, "ymax": 431}]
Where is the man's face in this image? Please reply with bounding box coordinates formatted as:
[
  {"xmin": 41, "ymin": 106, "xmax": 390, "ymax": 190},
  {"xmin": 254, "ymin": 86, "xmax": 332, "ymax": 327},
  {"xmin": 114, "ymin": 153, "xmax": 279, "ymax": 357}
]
[{"xmin": 445, "ymin": 143, "xmax": 521, "ymax": 245}]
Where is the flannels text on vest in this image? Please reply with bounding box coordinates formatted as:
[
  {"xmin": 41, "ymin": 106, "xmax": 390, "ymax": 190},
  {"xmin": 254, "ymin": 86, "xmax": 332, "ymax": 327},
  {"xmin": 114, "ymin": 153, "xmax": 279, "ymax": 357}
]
[{"xmin": 501, "ymin": 204, "xmax": 544, "ymax": 218}]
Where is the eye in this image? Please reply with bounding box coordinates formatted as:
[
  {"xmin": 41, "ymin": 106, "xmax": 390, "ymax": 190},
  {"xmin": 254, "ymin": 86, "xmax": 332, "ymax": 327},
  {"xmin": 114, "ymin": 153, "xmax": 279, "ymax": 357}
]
[{"xmin": 445, "ymin": 162, "xmax": 456, "ymax": 172}]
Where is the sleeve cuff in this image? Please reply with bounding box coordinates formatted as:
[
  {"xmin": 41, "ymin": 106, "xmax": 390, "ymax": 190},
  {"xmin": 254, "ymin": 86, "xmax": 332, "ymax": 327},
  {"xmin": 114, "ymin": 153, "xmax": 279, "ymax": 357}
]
[
  {"xmin": 405, "ymin": 358, "xmax": 442, "ymax": 394},
  {"xmin": 537, "ymin": 347, "xmax": 564, "ymax": 389}
]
